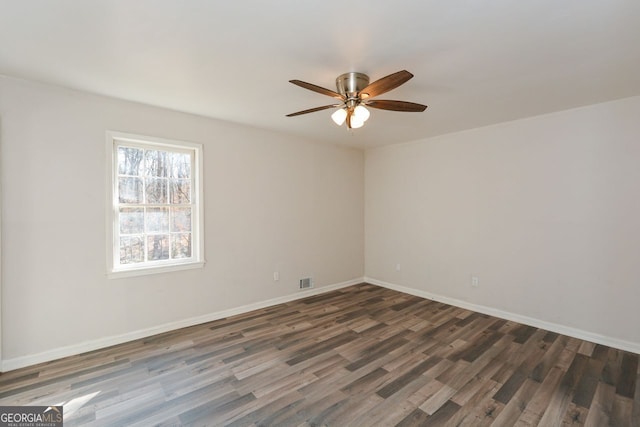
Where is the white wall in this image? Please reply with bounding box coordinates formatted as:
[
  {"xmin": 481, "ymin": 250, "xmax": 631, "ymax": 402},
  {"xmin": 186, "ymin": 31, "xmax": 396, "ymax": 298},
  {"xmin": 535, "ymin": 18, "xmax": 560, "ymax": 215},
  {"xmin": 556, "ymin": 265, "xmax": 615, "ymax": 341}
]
[
  {"xmin": 3, "ymin": 72, "xmax": 639, "ymax": 369},
  {"xmin": 0, "ymin": 76, "xmax": 364, "ymax": 367},
  {"xmin": 365, "ymin": 96, "xmax": 640, "ymax": 351}
]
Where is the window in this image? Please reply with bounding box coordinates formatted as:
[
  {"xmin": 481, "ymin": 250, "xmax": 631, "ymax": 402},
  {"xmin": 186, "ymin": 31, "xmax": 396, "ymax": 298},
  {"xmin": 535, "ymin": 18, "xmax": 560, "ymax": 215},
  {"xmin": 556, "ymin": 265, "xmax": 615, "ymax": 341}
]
[{"xmin": 107, "ymin": 132, "xmax": 204, "ymax": 277}]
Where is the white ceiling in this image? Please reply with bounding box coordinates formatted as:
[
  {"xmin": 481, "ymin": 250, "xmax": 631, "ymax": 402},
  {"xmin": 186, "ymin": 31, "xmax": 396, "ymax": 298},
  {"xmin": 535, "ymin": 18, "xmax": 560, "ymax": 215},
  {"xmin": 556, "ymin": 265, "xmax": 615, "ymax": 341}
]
[{"xmin": 1, "ymin": 1, "xmax": 639, "ymax": 148}]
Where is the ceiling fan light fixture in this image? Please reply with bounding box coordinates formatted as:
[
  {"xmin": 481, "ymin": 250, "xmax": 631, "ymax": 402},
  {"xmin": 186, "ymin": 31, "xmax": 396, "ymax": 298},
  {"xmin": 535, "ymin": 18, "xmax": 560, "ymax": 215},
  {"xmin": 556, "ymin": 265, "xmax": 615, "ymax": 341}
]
[
  {"xmin": 331, "ymin": 108, "xmax": 347, "ymax": 126},
  {"xmin": 353, "ymin": 105, "xmax": 370, "ymax": 122},
  {"xmin": 350, "ymin": 116, "xmax": 365, "ymax": 129}
]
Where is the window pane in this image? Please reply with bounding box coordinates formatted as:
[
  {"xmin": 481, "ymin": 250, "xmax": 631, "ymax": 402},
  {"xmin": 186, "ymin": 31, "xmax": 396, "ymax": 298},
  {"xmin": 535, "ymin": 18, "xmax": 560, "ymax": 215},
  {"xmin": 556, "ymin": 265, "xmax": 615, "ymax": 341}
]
[
  {"xmin": 171, "ymin": 207, "xmax": 191, "ymax": 232},
  {"xmin": 170, "ymin": 152, "xmax": 191, "ymax": 178},
  {"xmin": 147, "ymin": 235, "xmax": 169, "ymax": 260},
  {"xmin": 145, "ymin": 150, "xmax": 168, "ymax": 177},
  {"xmin": 118, "ymin": 147, "xmax": 144, "ymax": 176},
  {"xmin": 170, "ymin": 179, "xmax": 191, "ymax": 204},
  {"xmin": 119, "ymin": 208, "xmax": 144, "ymax": 234},
  {"xmin": 118, "ymin": 177, "xmax": 143, "ymax": 203},
  {"xmin": 120, "ymin": 236, "xmax": 144, "ymax": 264},
  {"xmin": 145, "ymin": 178, "xmax": 168, "ymax": 204},
  {"xmin": 145, "ymin": 207, "xmax": 169, "ymax": 233},
  {"xmin": 112, "ymin": 136, "xmax": 200, "ymax": 273},
  {"xmin": 171, "ymin": 233, "xmax": 192, "ymax": 259}
]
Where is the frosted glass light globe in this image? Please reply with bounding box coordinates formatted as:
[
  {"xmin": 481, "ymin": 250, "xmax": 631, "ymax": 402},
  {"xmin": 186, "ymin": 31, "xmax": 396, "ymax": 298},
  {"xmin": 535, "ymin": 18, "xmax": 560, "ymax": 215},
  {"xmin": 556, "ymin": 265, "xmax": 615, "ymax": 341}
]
[
  {"xmin": 350, "ymin": 116, "xmax": 364, "ymax": 129},
  {"xmin": 331, "ymin": 108, "xmax": 347, "ymax": 126},
  {"xmin": 353, "ymin": 105, "xmax": 370, "ymax": 122}
]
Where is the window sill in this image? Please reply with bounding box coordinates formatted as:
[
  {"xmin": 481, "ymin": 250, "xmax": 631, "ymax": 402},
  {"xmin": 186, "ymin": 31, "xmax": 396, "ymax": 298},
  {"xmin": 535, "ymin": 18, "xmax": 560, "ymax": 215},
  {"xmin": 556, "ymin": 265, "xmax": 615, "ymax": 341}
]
[{"xmin": 108, "ymin": 260, "xmax": 205, "ymax": 279}]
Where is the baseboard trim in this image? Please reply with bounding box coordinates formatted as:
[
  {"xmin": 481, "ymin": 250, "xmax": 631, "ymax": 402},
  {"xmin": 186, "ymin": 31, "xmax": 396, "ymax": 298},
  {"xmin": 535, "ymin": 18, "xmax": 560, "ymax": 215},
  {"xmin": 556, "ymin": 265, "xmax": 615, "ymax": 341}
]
[
  {"xmin": 364, "ymin": 276, "xmax": 640, "ymax": 355},
  {"xmin": 1, "ymin": 277, "xmax": 364, "ymax": 372}
]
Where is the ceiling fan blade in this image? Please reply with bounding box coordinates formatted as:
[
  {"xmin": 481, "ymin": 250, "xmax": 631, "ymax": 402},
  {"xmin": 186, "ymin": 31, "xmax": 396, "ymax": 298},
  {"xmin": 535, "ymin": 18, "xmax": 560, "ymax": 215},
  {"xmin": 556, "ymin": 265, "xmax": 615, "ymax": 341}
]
[
  {"xmin": 286, "ymin": 104, "xmax": 342, "ymax": 117},
  {"xmin": 366, "ymin": 100, "xmax": 427, "ymax": 112},
  {"xmin": 359, "ymin": 70, "xmax": 413, "ymax": 99},
  {"xmin": 346, "ymin": 109, "xmax": 352, "ymax": 129},
  {"xmin": 289, "ymin": 80, "xmax": 345, "ymax": 100}
]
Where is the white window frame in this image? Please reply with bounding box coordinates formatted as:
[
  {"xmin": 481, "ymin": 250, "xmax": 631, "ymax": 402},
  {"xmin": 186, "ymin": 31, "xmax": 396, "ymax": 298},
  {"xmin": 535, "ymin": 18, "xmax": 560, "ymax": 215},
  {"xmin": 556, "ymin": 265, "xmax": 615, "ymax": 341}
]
[{"xmin": 106, "ymin": 131, "xmax": 204, "ymax": 278}]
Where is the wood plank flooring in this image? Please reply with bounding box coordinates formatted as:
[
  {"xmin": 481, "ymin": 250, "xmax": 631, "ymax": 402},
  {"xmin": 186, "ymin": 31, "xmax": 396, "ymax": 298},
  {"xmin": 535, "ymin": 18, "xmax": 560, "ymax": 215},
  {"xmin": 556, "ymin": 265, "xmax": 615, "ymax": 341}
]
[{"xmin": 0, "ymin": 283, "xmax": 638, "ymax": 426}]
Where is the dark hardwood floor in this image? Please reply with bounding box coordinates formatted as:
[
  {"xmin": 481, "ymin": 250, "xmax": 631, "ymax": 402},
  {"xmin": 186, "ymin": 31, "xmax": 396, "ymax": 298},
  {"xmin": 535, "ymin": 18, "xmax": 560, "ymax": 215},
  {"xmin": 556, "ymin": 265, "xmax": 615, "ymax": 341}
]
[{"xmin": 0, "ymin": 283, "xmax": 638, "ymax": 426}]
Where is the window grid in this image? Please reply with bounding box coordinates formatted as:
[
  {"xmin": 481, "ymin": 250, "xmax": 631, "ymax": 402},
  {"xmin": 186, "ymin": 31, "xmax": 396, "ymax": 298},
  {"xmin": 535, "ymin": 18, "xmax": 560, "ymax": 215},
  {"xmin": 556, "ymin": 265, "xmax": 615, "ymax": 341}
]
[{"xmin": 109, "ymin": 134, "xmax": 202, "ymax": 275}]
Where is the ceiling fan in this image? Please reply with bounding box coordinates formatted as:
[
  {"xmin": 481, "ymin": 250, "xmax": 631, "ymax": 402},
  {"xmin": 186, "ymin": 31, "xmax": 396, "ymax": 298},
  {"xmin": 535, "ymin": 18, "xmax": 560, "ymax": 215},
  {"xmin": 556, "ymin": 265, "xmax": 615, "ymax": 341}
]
[{"xmin": 286, "ymin": 70, "xmax": 427, "ymax": 129}]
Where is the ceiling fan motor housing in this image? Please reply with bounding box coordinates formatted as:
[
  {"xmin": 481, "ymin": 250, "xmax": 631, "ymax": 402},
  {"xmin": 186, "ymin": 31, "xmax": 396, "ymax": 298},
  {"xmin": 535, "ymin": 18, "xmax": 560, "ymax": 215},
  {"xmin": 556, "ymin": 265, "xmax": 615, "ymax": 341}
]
[{"xmin": 336, "ymin": 72, "xmax": 369, "ymax": 97}]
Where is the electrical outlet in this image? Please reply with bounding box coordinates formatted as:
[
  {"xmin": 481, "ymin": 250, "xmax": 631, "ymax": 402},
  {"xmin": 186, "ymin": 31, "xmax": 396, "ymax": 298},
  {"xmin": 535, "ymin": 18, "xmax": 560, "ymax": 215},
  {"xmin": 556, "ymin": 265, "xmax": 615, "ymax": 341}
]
[
  {"xmin": 273, "ymin": 271, "xmax": 279, "ymax": 281},
  {"xmin": 396, "ymin": 263, "xmax": 401, "ymax": 271},
  {"xmin": 471, "ymin": 276, "xmax": 479, "ymax": 287}
]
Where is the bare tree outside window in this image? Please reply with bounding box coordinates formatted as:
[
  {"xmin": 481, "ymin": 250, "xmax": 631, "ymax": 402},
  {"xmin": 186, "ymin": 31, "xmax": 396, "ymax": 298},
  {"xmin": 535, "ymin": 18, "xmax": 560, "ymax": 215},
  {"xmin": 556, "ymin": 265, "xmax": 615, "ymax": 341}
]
[{"xmin": 115, "ymin": 142, "xmax": 195, "ymax": 267}]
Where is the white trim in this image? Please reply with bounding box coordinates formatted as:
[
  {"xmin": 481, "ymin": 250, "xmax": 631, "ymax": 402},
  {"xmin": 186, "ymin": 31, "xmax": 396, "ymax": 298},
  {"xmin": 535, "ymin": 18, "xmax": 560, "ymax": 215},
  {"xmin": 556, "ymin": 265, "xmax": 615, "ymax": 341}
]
[
  {"xmin": 365, "ymin": 276, "xmax": 640, "ymax": 355},
  {"xmin": 107, "ymin": 261, "xmax": 206, "ymax": 279},
  {"xmin": 105, "ymin": 131, "xmax": 205, "ymax": 277},
  {"xmin": 0, "ymin": 277, "xmax": 364, "ymax": 372}
]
